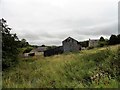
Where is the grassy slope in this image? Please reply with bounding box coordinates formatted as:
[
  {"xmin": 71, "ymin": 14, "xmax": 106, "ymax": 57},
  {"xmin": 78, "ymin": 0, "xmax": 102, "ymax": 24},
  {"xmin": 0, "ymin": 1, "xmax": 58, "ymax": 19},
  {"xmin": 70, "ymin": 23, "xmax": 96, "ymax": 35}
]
[{"xmin": 3, "ymin": 45, "xmax": 120, "ymax": 88}]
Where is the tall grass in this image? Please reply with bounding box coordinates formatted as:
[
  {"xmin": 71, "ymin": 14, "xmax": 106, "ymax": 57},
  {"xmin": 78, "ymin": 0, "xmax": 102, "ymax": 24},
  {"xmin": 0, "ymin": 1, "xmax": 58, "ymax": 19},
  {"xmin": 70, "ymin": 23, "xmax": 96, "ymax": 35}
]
[{"xmin": 2, "ymin": 45, "xmax": 120, "ymax": 88}]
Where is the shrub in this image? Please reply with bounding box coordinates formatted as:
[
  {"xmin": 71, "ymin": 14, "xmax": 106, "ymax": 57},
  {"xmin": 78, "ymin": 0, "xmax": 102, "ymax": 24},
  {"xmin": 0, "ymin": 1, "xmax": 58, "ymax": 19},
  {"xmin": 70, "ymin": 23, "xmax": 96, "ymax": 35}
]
[
  {"xmin": 23, "ymin": 47, "xmax": 33, "ymax": 53},
  {"xmin": 98, "ymin": 41, "xmax": 107, "ymax": 47},
  {"xmin": 99, "ymin": 46, "xmax": 120, "ymax": 82},
  {"xmin": 87, "ymin": 46, "xmax": 94, "ymax": 50}
]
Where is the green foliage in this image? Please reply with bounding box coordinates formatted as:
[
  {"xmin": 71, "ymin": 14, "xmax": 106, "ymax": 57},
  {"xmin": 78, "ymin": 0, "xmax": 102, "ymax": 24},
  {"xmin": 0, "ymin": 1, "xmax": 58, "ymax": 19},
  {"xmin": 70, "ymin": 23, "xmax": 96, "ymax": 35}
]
[
  {"xmin": 98, "ymin": 36, "xmax": 107, "ymax": 47},
  {"xmin": 41, "ymin": 44, "xmax": 45, "ymax": 47},
  {"xmin": 30, "ymin": 45, "xmax": 38, "ymax": 48},
  {"xmin": 98, "ymin": 41, "xmax": 107, "ymax": 47},
  {"xmin": 109, "ymin": 46, "xmax": 120, "ymax": 81},
  {"xmin": 108, "ymin": 34, "xmax": 120, "ymax": 45},
  {"xmin": 109, "ymin": 34, "xmax": 118, "ymax": 45},
  {"xmin": 23, "ymin": 47, "xmax": 33, "ymax": 53},
  {"xmin": 87, "ymin": 46, "xmax": 94, "ymax": 50},
  {"xmin": 1, "ymin": 18, "xmax": 20, "ymax": 70},
  {"xmin": 20, "ymin": 39, "xmax": 29, "ymax": 48},
  {"xmin": 79, "ymin": 41, "xmax": 89, "ymax": 47},
  {"xmin": 99, "ymin": 36, "xmax": 105, "ymax": 42},
  {"xmin": 117, "ymin": 34, "xmax": 120, "ymax": 44}
]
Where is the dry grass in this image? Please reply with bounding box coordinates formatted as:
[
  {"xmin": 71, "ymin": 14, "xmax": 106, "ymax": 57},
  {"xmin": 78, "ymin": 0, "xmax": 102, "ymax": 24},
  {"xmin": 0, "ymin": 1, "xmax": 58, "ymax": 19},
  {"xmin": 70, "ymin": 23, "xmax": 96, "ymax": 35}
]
[{"xmin": 2, "ymin": 45, "xmax": 120, "ymax": 88}]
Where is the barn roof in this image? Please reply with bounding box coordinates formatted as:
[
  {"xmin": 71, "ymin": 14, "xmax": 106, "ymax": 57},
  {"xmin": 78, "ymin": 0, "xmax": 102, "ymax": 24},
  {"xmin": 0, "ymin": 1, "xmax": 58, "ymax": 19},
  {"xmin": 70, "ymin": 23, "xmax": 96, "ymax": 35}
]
[
  {"xmin": 29, "ymin": 47, "xmax": 47, "ymax": 53},
  {"xmin": 37, "ymin": 47, "xmax": 47, "ymax": 52},
  {"xmin": 62, "ymin": 37, "xmax": 79, "ymax": 42}
]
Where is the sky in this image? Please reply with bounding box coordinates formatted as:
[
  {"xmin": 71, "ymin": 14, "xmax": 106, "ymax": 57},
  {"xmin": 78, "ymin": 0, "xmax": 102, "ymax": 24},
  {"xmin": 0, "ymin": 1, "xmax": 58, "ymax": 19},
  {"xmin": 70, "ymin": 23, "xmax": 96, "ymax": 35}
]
[{"xmin": 0, "ymin": 0, "xmax": 119, "ymax": 46}]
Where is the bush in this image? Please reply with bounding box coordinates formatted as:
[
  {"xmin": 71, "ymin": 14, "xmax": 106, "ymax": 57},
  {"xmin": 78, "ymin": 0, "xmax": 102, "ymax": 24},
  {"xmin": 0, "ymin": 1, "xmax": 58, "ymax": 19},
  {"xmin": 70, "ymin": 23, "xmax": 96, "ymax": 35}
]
[
  {"xmin": 98, "ymin": 41, "xmax": 107, "ymax": 47},
  {"xmin": 23, "ymin": 47, "xmax": 33, "ymax": 53},
  {"xmin": 87, "ymin": 46, "xmax": 94, "ymax": 50},
  {"xmin": 99, "ymin": 46, "xmax": 120, "ymax": 82}
]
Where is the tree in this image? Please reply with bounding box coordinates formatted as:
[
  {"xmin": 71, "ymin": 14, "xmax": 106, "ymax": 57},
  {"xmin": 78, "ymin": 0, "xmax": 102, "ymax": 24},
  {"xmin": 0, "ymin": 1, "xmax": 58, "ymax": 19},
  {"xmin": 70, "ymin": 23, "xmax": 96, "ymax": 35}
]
[
  {"xmin": 99, "ymin": 36, "xmax": 105, "ymax": 42},
  {"xmin": 109, "ymin": 35, "xmax": 118, "ymax": 45},
  {"xmin": 20, "ymin": 38, "xmax": 29, "ymax": 47},
  {"xmin": 41, "ymin": 44, "xmax": 45, "ymax": 47},
  {"xmin": 1, "ymin": 18, "xmax": 19, "ymax": 70},
  {"xmin": 117, "ymin": 34, "xmax": 120, "ymax": 44},
  {"xmin": 98, "ymin": 36, "xmax": 106, "ymax": 47},
  {"xmin": 79, "ymin": 41, "xmax": 89, "ymax": 47}
]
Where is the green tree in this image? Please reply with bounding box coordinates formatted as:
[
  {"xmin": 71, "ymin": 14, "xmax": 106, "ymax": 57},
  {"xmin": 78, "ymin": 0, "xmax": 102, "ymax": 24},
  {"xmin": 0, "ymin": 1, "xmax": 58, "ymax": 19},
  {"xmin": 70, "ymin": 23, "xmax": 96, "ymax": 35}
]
[
  {"xmin": 1, "ymin": 18, "xmax": 19, "ymax": 70},
  {"xmin": 109, "ymin": 35, "xmax": 118, "ymax": 45},
  {"xmin": 98, "ymin": 36, "xmax": 106, "ymax": 47},
  {"xmin": 20, "ymin": 38, "xmax": 29, "ymax": 47},
  {"xmin": 99, "ymin": 36, "xmax": 105, "ymax": 41},
  {"xmin": 41, "ymin": 44, "xmax": 45, "ymax": 47},
  {"xmin": 117, "ymin": 34, "xmax": 120, "ymax": 44},
  {"xmin": 79, "ymin": 41, "xmax": 89, "ymax": 47}
]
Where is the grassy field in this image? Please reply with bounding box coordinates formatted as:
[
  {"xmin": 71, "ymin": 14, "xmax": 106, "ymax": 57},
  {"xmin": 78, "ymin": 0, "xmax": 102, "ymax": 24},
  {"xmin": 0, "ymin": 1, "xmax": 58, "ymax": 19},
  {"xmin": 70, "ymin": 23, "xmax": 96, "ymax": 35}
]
[{"xmin": 2, "ymin": 45, "xmax": 120, "ymax": 88}]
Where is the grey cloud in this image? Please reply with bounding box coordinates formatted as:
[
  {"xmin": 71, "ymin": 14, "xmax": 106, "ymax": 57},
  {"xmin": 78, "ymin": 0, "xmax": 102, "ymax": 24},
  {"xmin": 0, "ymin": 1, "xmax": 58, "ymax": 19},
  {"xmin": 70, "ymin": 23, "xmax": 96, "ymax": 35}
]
[
  {"xmin": 70, "ymin": 21, "xmax": 118, "ymax": 36},
  {"xmin": 1, "ymin": 0, "xmax": 118, "ymax": 45},
  {"xmin": 17, "ymin": 20, "xmax": 118, "ymax": 45},
  {"xmin": 29, "ymin": 37, "xmax": 62, "ymax": 46}
]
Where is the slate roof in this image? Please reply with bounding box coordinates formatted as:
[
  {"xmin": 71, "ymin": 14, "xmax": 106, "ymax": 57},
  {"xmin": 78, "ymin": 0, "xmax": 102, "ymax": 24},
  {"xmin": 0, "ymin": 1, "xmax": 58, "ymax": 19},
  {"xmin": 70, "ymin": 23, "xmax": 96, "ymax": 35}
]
[{"xmin": 62, "ymin": 37, "xmax": 79, "ymax": 43}]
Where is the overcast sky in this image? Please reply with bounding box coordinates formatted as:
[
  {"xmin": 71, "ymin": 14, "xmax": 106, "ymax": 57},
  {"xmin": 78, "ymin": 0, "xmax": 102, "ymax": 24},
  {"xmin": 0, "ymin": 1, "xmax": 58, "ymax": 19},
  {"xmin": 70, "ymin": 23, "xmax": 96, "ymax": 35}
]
[{"xmin": 0, "ymin": 0, "xmax": 119, "ymax": 46}]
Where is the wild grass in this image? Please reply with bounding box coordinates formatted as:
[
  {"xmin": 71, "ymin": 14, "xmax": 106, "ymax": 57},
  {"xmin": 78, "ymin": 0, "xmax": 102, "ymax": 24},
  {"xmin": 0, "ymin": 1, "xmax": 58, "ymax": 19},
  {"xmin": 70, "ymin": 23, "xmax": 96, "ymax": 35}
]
[{"xmin": 2, "ymin": 45, "xmax": 120, "ymax": 88}]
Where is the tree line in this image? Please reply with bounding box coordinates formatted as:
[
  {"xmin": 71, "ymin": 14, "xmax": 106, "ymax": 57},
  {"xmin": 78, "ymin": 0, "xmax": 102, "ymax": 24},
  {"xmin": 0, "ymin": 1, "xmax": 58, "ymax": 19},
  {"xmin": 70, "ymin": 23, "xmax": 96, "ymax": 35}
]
[
  {"xmin": 98, "ymin": 34, "xmax": 120, "ymax": 47},
  {"xmin": 80, "ymin": 34, "xmax": 120, "ymax": 48}
]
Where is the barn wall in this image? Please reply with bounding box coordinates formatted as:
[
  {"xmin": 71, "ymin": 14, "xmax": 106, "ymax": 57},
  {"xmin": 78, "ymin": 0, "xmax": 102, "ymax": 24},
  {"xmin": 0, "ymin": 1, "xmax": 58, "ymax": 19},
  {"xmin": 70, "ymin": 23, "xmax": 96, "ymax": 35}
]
[
  {"xmin": 88, "ymin": 40, "xmax": 98, "ymax": 47},
  {"xmin": 44, "ymin": 46, "xmax": 63, "ymax": 57},
  {"xmin": 44, "ymin": 37, "xmax": 81, "ymax": 57},
  {"xmin": 62, "ymin": 39, "xmax": 80, "ymax": 52}
]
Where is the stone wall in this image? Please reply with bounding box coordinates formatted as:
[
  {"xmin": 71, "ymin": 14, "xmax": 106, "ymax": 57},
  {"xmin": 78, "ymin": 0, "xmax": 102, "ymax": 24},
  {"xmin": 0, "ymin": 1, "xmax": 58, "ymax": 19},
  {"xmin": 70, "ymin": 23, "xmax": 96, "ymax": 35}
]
[
  {"xmin": 62, "ymin": 37, "xmax": 80, "ymax": 52},
  {"xmin": 88, "ymin": 39, "xmax": 98, "ymax": 47}
]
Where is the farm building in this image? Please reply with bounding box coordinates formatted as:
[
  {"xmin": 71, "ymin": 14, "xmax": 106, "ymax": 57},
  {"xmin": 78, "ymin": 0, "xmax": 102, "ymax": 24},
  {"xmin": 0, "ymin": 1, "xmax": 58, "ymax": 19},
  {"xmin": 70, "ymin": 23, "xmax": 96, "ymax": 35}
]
[
  {"xmin": 44, "ymin": 46, "xmax": 63, "ymax": 57},
  {"xmin": 23, "ymin": 52, "xmax": 35, "ymax": 57},
  {"xmin": 62, "ymin": 37, "xmax": 81, "ymax": 52},
  {"xmin": 23, "ymin": 46, "xmax": 47, "ymax": 57},
  {"xmin": 44, "ymin": 37, "xmax": 82, "ymax": 57},
  {"xmin": 23, "ymin": 53, "xmax": 29, "ymax": 57},
  {"xmin": 29, "ymin": 46, "xmax": 47, "ymax": 55},
  {"xmin": 29, "ymin": 49, "xmax": 40, "ymax": 56},
  {"xmin": 36, "ymin": 46, "xmax": 47, "ymax": 52},
  {"xmin": 88, "ymin": 39, "xmax": 99, "ymax": 47}
]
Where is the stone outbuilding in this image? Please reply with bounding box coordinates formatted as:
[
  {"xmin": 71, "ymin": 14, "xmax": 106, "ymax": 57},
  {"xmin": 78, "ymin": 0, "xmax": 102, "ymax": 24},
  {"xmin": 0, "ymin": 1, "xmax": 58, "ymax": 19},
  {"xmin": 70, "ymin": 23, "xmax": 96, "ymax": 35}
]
[
  {"xmin": 88, "ymin": 39, "xmax": 99, "ymax": 47},
  {"xmin": 62, "ymin": 37, "xmax": 81, "ymax": 52}
]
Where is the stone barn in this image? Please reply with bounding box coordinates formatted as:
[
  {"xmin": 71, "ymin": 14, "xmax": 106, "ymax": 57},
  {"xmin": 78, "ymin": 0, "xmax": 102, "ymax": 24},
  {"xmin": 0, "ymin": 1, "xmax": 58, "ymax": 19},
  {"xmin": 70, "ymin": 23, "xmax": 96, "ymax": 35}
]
[
  {"xmin": 88, "ymin": 39, "xmax": 99, "ymax": 47},
  {"xmin": 62, "ymin": 37, "xmax": 81, "ymax": 52},
  {"xmin": 28, "ymin": 46, "xmax": 47, "ymax": 56}
]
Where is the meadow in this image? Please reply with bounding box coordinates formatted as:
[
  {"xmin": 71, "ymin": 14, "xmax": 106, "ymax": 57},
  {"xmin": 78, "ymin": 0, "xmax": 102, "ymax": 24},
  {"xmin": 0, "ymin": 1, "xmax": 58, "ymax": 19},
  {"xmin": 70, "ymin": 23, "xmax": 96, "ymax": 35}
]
[{"xmin": 2, "ymin": 45, "xmax": 120, "ymax": 88}]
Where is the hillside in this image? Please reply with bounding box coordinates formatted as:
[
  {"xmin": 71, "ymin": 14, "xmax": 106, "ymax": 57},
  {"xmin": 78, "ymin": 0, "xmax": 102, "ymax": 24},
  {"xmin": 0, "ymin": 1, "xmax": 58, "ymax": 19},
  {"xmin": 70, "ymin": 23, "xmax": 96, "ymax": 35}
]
[{"xmin": 3, "ymin": 45, "xmax": 120, "ymax": 88}]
